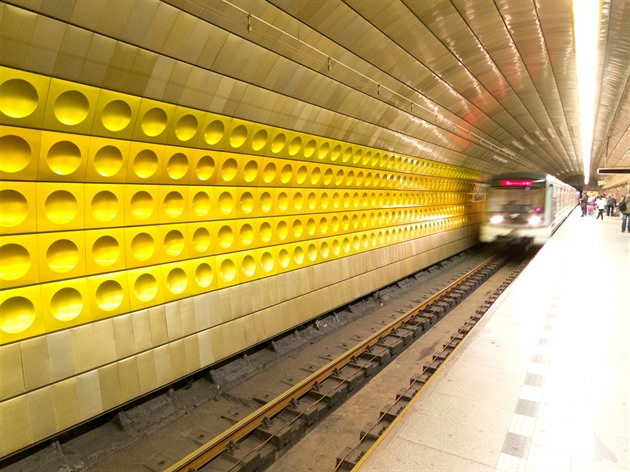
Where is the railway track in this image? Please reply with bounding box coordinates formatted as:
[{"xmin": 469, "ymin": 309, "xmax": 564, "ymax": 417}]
[{"xmin": 165, "ymin": 246, "xmax": 535, "ymax": 472}]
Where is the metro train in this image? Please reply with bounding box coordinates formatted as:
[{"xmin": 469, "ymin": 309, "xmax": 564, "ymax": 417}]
[{"xmin": 479, "ymin": 173, "xmax": 578, "ymax": 245}]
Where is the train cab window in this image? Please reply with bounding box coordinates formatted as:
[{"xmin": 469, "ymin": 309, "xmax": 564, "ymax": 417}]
[{"xmin": 487, "ymin": 186, "xmax": 545, "ymax": 215}]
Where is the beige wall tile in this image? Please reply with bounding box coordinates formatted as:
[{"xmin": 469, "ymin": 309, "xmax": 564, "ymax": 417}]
[
  {"xmin": 118, "ymin": 357, "xmax": 140, "ymax": 403},
  {"xmin": 113, "ymin": 314, "xmax": 135, "ymax": 359},
  {"xmin": 71, "ymin": 325, "xmax": 97, "ymax": 374},
  {"xmin": 76, "ymin": 370, "xmax": 102, "ymax": 421},
  {"xmin": 0, "ymin": 395, "xmax": 33, "ymax": 457},
  {"xmin": 20, "ymin": 337, "xmax": 51, "ymax": 391},
  {"xmin": 149, "ymin": 305, "xmax": 168, "ymax": 346},
  {"xmin": 52, "ymin": 378, "xmax": 80, "ymax": 431},
  {"xmin": 98, "ymin": 363, "xmax": 122, "ymax": 412},
  {"xmin": 153, "ymin": 345, "xmax": 173, "ymax": 386},
  {"xmin": 0, "ymin": 343, "xmax": 25, "ymax": 400},
  {"xmin": 47, "ymin": 331, "xmax": 75, "ymax": 382},
  {"xmin": 131, "ymin": 309, "xmax": 152, "ymax": 352},
  {"xmin": 136, "ymin": 351, "xmax": 157, "ymax": 394},
  {"xmin": 27, "ymin": 386, "xmax": 56, "ymax": 444}
]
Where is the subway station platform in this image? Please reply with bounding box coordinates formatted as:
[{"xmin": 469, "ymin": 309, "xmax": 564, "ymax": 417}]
[{"xmin": 360, "ymin": 208, "xmax": 629, "ymax": 472}]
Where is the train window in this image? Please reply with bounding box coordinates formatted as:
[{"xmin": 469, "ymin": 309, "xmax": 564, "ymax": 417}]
[{"xmin": 487, "ymin": 186, "xmax": 545, "ymax": 214}]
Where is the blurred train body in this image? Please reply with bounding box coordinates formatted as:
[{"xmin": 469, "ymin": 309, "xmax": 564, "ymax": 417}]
[{"xmin": 480, "ymin": 173, "xmax": 577, "ymax": 245}]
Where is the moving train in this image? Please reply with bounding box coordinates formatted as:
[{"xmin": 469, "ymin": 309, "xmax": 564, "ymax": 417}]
[{"xmin": 479, "ymin": 173, "xmax": 578, "ymax": 245}]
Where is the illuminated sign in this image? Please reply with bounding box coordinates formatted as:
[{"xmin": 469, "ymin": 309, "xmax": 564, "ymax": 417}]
[{"xmin": 501, "ymin": 179, "xmax": 532, "ymax": 187}]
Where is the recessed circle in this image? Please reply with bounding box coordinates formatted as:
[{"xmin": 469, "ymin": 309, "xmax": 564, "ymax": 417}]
[
  {"xmin": 134, "ymin": 273, "xmax": 158, "ymax": 302},
  {"xmin": 304, "ymin": 139, "xmax": 316, "ymax": 158},
  {"xmin": 131, "ymin": 232, "xmax": 155, "ymax": 261},
  {"xmin": 278, "ymin": 248, "xmax": 290, "ymax": 269},
  {"xmin": 130, "ymin": 191, "xmax": 154, "ymax": 220},
  {"xmin": 133, "ymin": 149, "xmax": 159, "ymax": 178},
  {"xmin": 229, "ymin": 124, "xmax": 248, "ymax": 149},
  {"xmin": 293, "ymin": 246, "xmax": 305, "ymax": 264},
  {"xmin": 271, "ymin": 133, "xmax": 286, "ymax": 154},
  {"xmin": 175, "ymin": 114, "xmax": 198, "ymax": 142},
  {"xmin": 47, "ymin": 140, "xmax": 82, "ymax": 175},
  {"xmin": 92, "ymin": 235, "xmax": 120, "ymax": 267},
  {"xmin": 0, "ymin": 78, "xmax": 38, "ymax": 118},
  {"xmin": 54, "ymin": 90, "xmax": 89, "ymax": 126},
  {"xmin": 192, "ymin": 191, "xmax": 211, "ymax": 217},
  {"xmin": 218, "ymin": 191, "xmax": 234, "ymax": 215},
  {"xmin": 240, "ymin": 192, "xmax": 254, "ymax": 214},
  {"xmin": 51, "ymin": 287, "xmax": 83, "ymax": 321},
  {"xmin": 221, "ymin": 158, "xmax": 238, "ymax": 182},
  {"xmin": 218, "ymin": 225, "xmax": 234, "ymax": 249},
  {"xmin": 242, "ymin": 255, "xmax": 256, "ymax": 278},
  {"xmin": 0, "ymin": 296, "xmax": 35, "ymax": 334},
  {"xmin": 195, "ymin": 263, "xmax": 213, "ymax": 288},
  {"xmin": 260, "ymin": 192, "xmax": 273, "ymax": 213},
  {"xmin": 260, "ymin": 222, "xmax": 272, "ymax": 243},
  {"xmin": 165, "ymin": 269, "xmax": 187, "ymax": 294},
  {"xmin": 164, "ymin": 229, "xmax": 185, "ymax": 256},
  {"xmin": 46, "ymin": 239, "xmax": 79, "ymax": 273},
  {"xmin": 196, "ymin": 155, "xmax": 215, "ymax": 181},
  {"xmin": 0, "ymin": 189, "xmax": 28, "ymax": 227},
  {"xmin": 263, "ymin": 162, "xmax": 277, "ymax": 183},
  {"xmin": 205, "ymin": 120, "xmax": 225, "ymax": 145},
  {"xmin": 93, "ymin": 145, "xmax": 123, "ymax": 177},
  {"xmin": 260, "ymin": 251, "xmax": 274, "ymax": 273},
  {"xmin": 91, "ymin": 190, "xmax": 119, "ymax": 222},
  {"xmin": 0, "ymin": 243, "xmax": 30, "ymax": 280},
  {"xmin": 251, "ymin": 129, "xmax": 269, "ymax": 151},
  {"xmin": 0, "ymin": 135, "xmax": 31, "ymax": 173},
  {"xmin": 243, "ymin": 160, "xmax": 259, "ymax": 183},
  {"xmin": 95, "ymin": 280, "xmax": 124, "ymax": 311},
  {"xmin": 192, "ymin": 227, "xmax": 211, "ymax": 252},
  {"xmin": 101, "ymin": 99, "xmax": 132, "ymax": 132},
  {"xmin": 288, "ymin": 136, "xmax": 302, "ymax": 156},
  {"xmin": 44, "ymin": 190, "xmax": 78, "ymax": 224},
  {"xmin": 141, "ymin": 107, "xmax": 168, "ymax": 137},
  {"xmin": 219, "ymin": 259, "xmax": 237, "ymax": 283},
  {"xmin": 163, "ymin": 191, "xmax": 184, "ymax": 218},
  {"xmin": 166, "ymin": 152, "xmax": 189, "ymax": 180},
  {"xmin": 239, "ymin": 223, "xmax": 254, "ymax": 246}
]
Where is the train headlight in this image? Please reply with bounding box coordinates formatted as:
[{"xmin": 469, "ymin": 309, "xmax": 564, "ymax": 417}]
[
  {"xmin": 490, "ymin": 215, "xmax": 504, "ymax": 224},
  {"xmin": 528, "ymin": 215, "xmax": 542, "ymax": 225}
]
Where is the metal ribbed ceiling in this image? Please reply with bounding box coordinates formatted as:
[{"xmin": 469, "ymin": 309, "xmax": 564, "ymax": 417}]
[{"xmin": 2, "ymin": 0, "xmax": 629, "ymax": 188}]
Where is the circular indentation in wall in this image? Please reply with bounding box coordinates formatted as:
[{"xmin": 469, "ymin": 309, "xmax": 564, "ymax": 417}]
[
  {"xmin": 220, "ymin": 259, "xmax": 236, "ymax": 283},
  {"xmin": 263, "ymin": 162, "xmax": 277, "ymax": 183},
  {"xmin": 47, "ymin": 140, "xmax": 81, "ymax": 176},
  {"xmin": 330, "ymin": 144, "xmax": 341, "ymax": 162},
  {"xmin": 54, "ymin": 90, "xmax": 89, "ymax": 126},
  {"xmin": 101, "ymin": 99, "xmax": 132, "ymax": 132},
  {"xmin": 229, "ymin": 124, "xmax": 248, "ymax": 149},
  {"xmin": 278, "ymin": 248, "xmax": 290, "ymax": 269},
  {"xmin": 95, "ymin": 280, "xmax": 123, "ymax": 311},
  {"xmin": 277, "ymin": 191, "xmax": 289, "ymax": 212},
  {"xmin": 46, "ymin": 239, "xmax": 79, "ymax": 273},
  {"xmin": 130, "ymin": 191, "xmax": 154, "ymax": 220},
  {"xmin": 196, "ymin": 155, "xmax": 215, "ymax": 181},
  {"xmin": 309, "ymin": 167, "xmax": 321, "ymax": 185},
  {"xmin": 218, "ymin": 225, "xmax": 234, "ymax": 249},
  {"xmin": 133, "ymin": 149, "xmax": 159, "ymax": 179},
  {"xmin": 195, "ymin": 263, "xmax": 213, "ymax": 288},
  {"xmin": 163, "ymin": 191, "xmax": 184, "ymax": 218},
  {"xmin": 353, "ymin": 149, "xmax": 362, "ymax": 164},
  {"xmin": 192, "ymin": 191, "xmax": 211, "ymax": 217},
  {"xmin": 320, "ymin": 192, "xmax": 330, "ymax": 210},
  {"xmin": 288, "ymin": 136, "xmax": 301, "ymax": 156},
  {"xmin": 242, "ymin": 255, "xmax": 256, "ymax": 277},
  {"xmin": 323, "ymin": 168, "xmax": 333, "ymax": 185},
  {"xmin": 251, "ymin": 128, "xmax": 269, "ymax": 151},
  {"xmin": 260, "ymin": 251, "xmax": 274, "ymax": 273},
  {"xmin": 252, "ymin": 223, "xmax": 270, "ymax": 246},
  {"xmin": 205, "ymin": 120, "xmax": 225, "ymax": 145},
  {"xmin": 306, "ymin": 218, "xmax": 316, "ymax": 236},
  {"xmin": 335, "ymin": 170, "xmax": 344, "ymax": 186},
  {"xmin": 332, "ymin": 239, "xmax": 340, "ymax": 256},
  {"xmin": 0, "ymin": 78, "xmax": 38, "ymax": 118},
  {"xmin": 260, "ymin": 192, "xmax": 272, "ymax": 213},
  {"xmin": 192, "ymin": 227, "xmax": 211, "ymax": 252},
  {"xmin": 134, "ymin": 273, "xmax": 158, "ymax": 302},
  {"xmin": 239, "ymin": 191, "xmax": 254, "ymax": 214},
  {"xmin": 342, "ymin": 147, "xmax": 352, "ymax": 163},
  {"xmin": 166, "ymin": 152, "xmax": 189, "ymax": 180},
  {"xmin": 243, "ymin": 160, "xmax": 259, "ymax": 183},
  {"xmin": 296, "ymin": 165, "xmax": 308, "ymax": 185},
  {"xmin": 0, "ymin": 135, "xmax": 31, "ymax": 173},
  {"xmin": 0, "ymin": 189, "xmax": 28, "ymax": 227},
  {"xmin": 218, "ymin": 191, "xmax": 234, "ymax": 216},
  {"xmin": 44, "ymin": 190, "xmax": 78, "ymax": 225},
  {"xmin": 307, "ymin": 243, "xmax": 317, "ymax": 261},
  {"xmin": 141, "ymin": 107, "xmax": 168, "ymax": 137},
  {"xmin": 175, "ymin": 114, "xmax": 198, "ymax": 142},
  {"xmin": 317, "ymin": 142, "xmax": 330, "ymax": 160},
  {"xmin": 280, "ymin": 164, "xmax": 293, "ymax": 184},
  {"xmin": 307, "ymin": 192, "xmax": 317, "ymax": 210},
  {"xmin": 92, "ymin": 235, "xmax": 120, "ymax": 267},
  {"xmin": 292, "ymin": 219, "xmax": 303, "ymax": 238},
  {"xmin": 0, "ymin": 296, "xmax": 35, "ymax": 333},
  {"xmin": 293, "ymin": 246, "xmax": 305, "ymax": 264},
  {"xmin": 0, "ymin": 243, "xmax": 30, "ymax": 280},
  {"xmin": 304, "ymin": 139, "xmax": 316, "ymax": 158},
  {"xmin": 271, "ymin": 133, "xmax": 286, "ymax": 154},
  {"xmin": 51, "ymin": 287, "xmax": 83, "ymax": 321},
  {"xmin": 164, "ymin": 229, "xmax": 185, "ymax": 256},
  {"xmin": 220, "ymin": 157, "xmax": 238, "ymax": 182},
  {"xmin": 293, "ymin": 192, "xmax": 304, "ymax": 211},
  {"xmin": 276, "ymin": 220, "xmax": 288, "ymax": 240},
  {"xmin": 93, "ymin": 145, "xmax": 123, "ymax": 177},
  {"xmin": 319, "ymin": 217, "xmax": 329, "ymax": 234},
  {"xmin": 131, "ymin": 232, "xmax": 155, "ymax": 261}
]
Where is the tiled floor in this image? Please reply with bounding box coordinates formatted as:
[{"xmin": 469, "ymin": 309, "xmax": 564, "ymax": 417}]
[{"xmin": 361, "ymin": 209, "xmax": 629, "ymax": 472}]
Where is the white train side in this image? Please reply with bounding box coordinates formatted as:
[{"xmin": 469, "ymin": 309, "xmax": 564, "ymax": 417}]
[{"xmin": 479, "ymin": 173, "xmax": 578, "ymax": 245}]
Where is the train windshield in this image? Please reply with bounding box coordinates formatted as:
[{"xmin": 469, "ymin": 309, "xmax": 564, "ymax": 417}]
[{"xmin": 487, "ymin": 186, "xmax": 545, "ymax": 214}]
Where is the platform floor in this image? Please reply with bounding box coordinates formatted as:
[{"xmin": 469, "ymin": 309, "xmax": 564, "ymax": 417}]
[{"xmin": 360, "ymin": 208, "xmax": 629, "ymax": 472}]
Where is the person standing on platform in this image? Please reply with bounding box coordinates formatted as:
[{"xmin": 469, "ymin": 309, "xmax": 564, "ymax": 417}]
[
  {"xmin": 595, "ymin": 195, "xmax": 606, "ymax": 220},
  {"xmin": 619, "ymin": 195, "xmax": 630, "ymax": 232},
  {"xmin": 580, "ymin": 192, "xmax": 588, "ymax": 216},
  {"xmin": 606, "ymin": 194, "xmax": 616, "ymax": 216}
]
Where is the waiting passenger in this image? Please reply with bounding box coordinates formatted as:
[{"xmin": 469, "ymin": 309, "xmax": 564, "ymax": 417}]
[
  {"xmin": 595, "ymin": 195, "xmax": 606, "ymax": 220},
  {"xmin": 606, "ymin": 195, "xmax": 616, "ymax": 216},
  {"xmin": 619, "ymin": 195, "xmax": 630, "ymax": 233},
  {"xmin": 580, "ymin": 192, "xmax": 588, "ymax": 217}
]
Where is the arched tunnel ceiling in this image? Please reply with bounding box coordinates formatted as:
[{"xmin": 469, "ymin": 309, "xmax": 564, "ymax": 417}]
[{"xmin": 1, "ymin": 0, "xmax": 629, "ymax": 188}]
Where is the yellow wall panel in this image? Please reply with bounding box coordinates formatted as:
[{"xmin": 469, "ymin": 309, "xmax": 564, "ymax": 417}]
[
  {"xmin": 131, "ymin": 98, "xmax": 176, "ymax": 144},
  {"xmin": 36, "ymin": 182, "xmax": 85, "ymax": 233},
  {"xmin": 42, "ymin": 79, "xmax": 100, "ymax": 135},
  {"xmin": 127, "ymin": 266, "xmax": 164, "ymax": 312},
  {"xmin": 259, "ymin": 157, "xmax": 282, "ymax": 187},
  {"xmin": 0, "ymin": 233, "xmax": 39, "ymax": 289},
  {"xmin": 196, "ymin": 113, "xmax": 231, "ymax": 150},
  {"xmin": 0, "ymin": 125, "xmax": 41, "ymax": 181},
  {"xmin": 158, "ymin": 185, "xmax": 189, "ymax": 224},
  {"xmin": 242, "ymin": 123, "xmax": 272, "ymax": 156},
  {"xmin": 189, "ymin": 149, "xmax": 219, "ymax": 185},
  {"xmin": 167, "ymin": 106, "xmax": 205, "ymax": 147},
  {"xmin": 236, "ymin": 187, "xmax": 259, "ymax": 218},
  {"xmin": 41, "ymin": 277, "xmax": 90, "ymax": 333},
  {"xmin": 0, "ymin": 67, "xmax": 50, "ymax": 128},
  {"xmin": 159, "ymin": 146, "xmax": 193, "ymax": 185},
  {"xmin": 157, "ymin": 223, "xmax": 189, "ymax": 263},
  {"xmin": 85, "ymin": 227, "xmax": 126, "ymax": 275},
  {"xmin": 0, "ymin": 285, "xmax": 44, "ymax": 345},
  {"xmin": 87, "ymin": 271, "xmax": 131, "ymax": 320},
  {"xmin": 126, "ymin": 141, "xmax": 164, "ymax": 184},
  {"xmin": 84, "ymin": 184, "xmax": 125, "ymax": 229},
  {"xmin": 85, "ymin": 136, "xmax": 130, "ymax": 183},
  {"xmin": 160, "ymin": 261, "xmax": 194, "ymax": 302},
  {"xmin": 211, "ymin": 220, "xmax": 237, "ymax": 255},
  {"xmin": 0, "ymin": 180, "xmax": 37, "ymax": 235},
  {"xmin": 124, "ymin": 226, "xmax": 159, "ymax": 269},
  {"xmin": 189, "ymin": 257, "xmax": 218, "ymax": 295},
  {"xmin": 215, "ymin": 254, "xmax": 240, "ymax": 289},
  {"xmin": 188, "ymin": 186, "xmax": 214, "ymax": 222},
  {"xmin": 124, "ymin": 185, "xmax": 159, "ymax": 226},
  {"xmin": 224, "ymin": 118, "xmax": 252, "ymax": 153},
  {"xmin": 37, "ymin": 131, "xmax": 89, "ymax": 182},
  {"xmin": 91, "ymin": 89, "xmax": 141, "ymax": 140},
  {"xmin": 37, "ymin": 230, "xmax": 87, "ymax": 283},
  {"xmin": 188, "ymin": 223, "xmax": 213, "ymax": 258}
]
